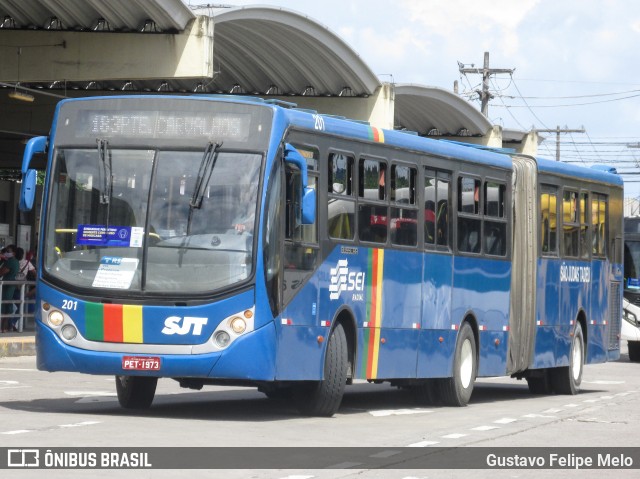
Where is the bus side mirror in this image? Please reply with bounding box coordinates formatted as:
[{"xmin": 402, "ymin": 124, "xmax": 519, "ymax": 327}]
[
  {"xmin": 301, "ymin": 187, "xmax": 316, "ymax": 224},
  {"xmin": 284, "ymin": 143, "xmax": 316, "ymax": 225},
  {"xmin": 20, "ymin": 169, "xmax": 38, "ymax": 212},
  {"xmin": 20, "ymin": 136, "xmax": 47, "ymax": 212}
]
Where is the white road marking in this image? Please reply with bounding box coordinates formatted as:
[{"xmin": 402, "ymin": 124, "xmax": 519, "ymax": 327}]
[
  {"xmin": 563, "ymin": 403, "xmax": 580, "ymax": 408},
  {"xmin": 441, "ymin": 433, "xmax": 467, "ymax": 439},
  {"xmin": 583, "ymin": 399, "xmax": 601, "ymax": 403},
  {"xmin": 494, "ymin": 417, "xmax": 517, "ymax": 424},
  {"xmin": 59, "ymin": 421, "xmax": 102, "ymax": 428},
  {"xmin": 1, "ymin": 430, "xmax": 32, "ymax": 435},
  {"xmin": 599, "ymin": 395, "xmax": 614, "ymax": 400},
  {"xmin": 522, "ymin": 413, "xmax": 556, "ymax": 418},
  {"xmin": 407, "ymin": 440, "xmax": 440, "ymax": 447},
  {"xmin": 471, "ymin": 425, "xmax": 500, "ymax": 431},
  {"xmin": 369, "ymin": 408, "xmax": 433, "ymax": 417},
  {"xmin": 542, "ymin": 408, "xmax": 563, "ymax": 413},
  {"xmin": 278, "ymin": 476, "xmax": 315, "ymax": 479}
]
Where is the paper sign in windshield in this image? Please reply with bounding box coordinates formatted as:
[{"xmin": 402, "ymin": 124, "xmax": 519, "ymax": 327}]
[
  {"xmin": 77, "ymin": 225, "xmax": 144, "ymax": 248},
  {"xmin": 92, "ymin": 257, "xmax": 139, "ymax": 289}
]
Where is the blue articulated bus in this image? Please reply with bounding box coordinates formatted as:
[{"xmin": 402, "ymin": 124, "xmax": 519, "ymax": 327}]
[{"xmin": 20, "ymin": 95, "xmax": 623, "ymax": 416}]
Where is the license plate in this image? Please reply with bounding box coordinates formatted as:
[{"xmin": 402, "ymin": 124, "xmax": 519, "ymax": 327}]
[{"xmin": 122, "ymin": 356, "xmax": 161, "ymax": 371}]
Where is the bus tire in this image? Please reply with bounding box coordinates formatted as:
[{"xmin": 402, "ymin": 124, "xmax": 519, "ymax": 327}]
[
  {"xmin": 526, "ymin": 370, "xmax": 552, "ymax": 395},
  {"xmin": 294, "ymin": 323, "xmax": 347, "ymax": 417},
  {"xmin": 115, "ymin": 375, "xmax": 158, "ymax": 409},
  {"xmin": 440, "ymin": 322, "xmax": 477, "ymax": 407},
  {"xmin": 628, "ymin": 341, "xmax": 640, "ymax": 362},
  {"xmin": 551, "ymin": 323, "xmax": 584, "ymax": 395}
]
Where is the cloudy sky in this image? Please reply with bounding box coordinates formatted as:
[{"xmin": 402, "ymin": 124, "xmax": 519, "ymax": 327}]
[{"xmin": 190, "ymin": 1, "xmax": 640, "ymax": 197}]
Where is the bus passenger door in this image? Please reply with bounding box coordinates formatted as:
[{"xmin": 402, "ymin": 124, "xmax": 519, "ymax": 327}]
[{"xmin": 275, "ymin": 154, "xmax": 322, "ymax": 380}]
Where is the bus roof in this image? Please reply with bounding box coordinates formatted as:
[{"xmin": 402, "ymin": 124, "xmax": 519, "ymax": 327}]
[{"xmin": 52, "ymin": 94, "xmax": 624, "ymax": 188}]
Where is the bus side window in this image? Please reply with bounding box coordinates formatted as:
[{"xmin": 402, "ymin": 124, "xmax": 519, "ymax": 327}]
[
  {"xmin": 540, "ymin": 185, "xmax": 558, "ymax": 255},
  {"xmin": 424, "ymin": 168, "xmax": 450, "ymax": 249},
  {"xmin": 579, "ymin": 192, "xmax": 590, "ymax": 259},
  {"xmin": 390, "ymin": 164, "xmax": 417, "ymax": 247},
  {"xmin": 328, "ymin": 153, "xmax": 355, "ymax": 240},
  {"xmin": 358, "ymin": 158, "xmax": 388, "ymax": 244},
  {"xmin": 457, "ymin": 176, "xmax": 481, "ymax": 254},
  {"xmin": 563, "ymin": 190, "xmax": 579, "ymax": 258},
  {"xmin": 484, "ymin": 181, "xmax": 506, "ymax": 256},
  {"xmin": 592, "ymin": 193, "xmax": 608, "ymax": 257}
]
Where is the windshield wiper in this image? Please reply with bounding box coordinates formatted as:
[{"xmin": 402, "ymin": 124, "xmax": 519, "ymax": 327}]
[
  {"xmin": 97, "ymin": 138, "xmax": 112, "ymax": 205},
  {"xmin": 190, "ymin": 141, "xmax": 223, "ymax": 209},
  {"xmin": 186, "ymin": 141, "xmax": 223, "ymax": 236}
]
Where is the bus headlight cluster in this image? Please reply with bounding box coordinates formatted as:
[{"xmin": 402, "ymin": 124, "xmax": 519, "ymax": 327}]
[
  {"xmin": 61, "ymin": 324, "xmax": 78, "ymax": 340},
  {"xmin": 48, "ymin": 310, "xmax": 65, "ymax": 327},
  {"xmin": 214, "ymin": 331, "xmax": 231, "ymax": 348},
  {"xmin": 623, "ymin": 308, "xmax": 638, "ymax": 327},
  {"xmin": 209, "ymin": 308, "xmax": 255, "ymax": 351}
]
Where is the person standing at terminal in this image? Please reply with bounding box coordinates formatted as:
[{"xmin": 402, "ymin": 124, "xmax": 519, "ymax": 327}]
[{"xmin": 0, "ymin": 244, "xmax": 19, "ymax": 332}]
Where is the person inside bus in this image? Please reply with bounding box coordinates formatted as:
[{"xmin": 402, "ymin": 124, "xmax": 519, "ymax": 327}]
[{"xmin": 0, "ymin": 244, "xmax": 20, "ymax": 333}]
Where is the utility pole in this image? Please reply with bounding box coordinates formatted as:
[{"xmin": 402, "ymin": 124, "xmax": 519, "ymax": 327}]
[
  {"xmin": 458, "ymin": 52, "xmax": 514, "ymax": 117},
  {"xmin": 535, "ymin": 126, "xmax": 585, "ymax": 161}
]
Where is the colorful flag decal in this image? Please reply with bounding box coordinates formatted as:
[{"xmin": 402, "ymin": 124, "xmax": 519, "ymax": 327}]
[
  {"xmin": 369, "ymin": 126, "xmax": 385, "ymax": 143},
  {"xmin": 85, "ymin": 302, "xmax": 144, "ymax": 343}
]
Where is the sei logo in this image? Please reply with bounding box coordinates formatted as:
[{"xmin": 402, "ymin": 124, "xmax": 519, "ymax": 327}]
[
  {"xmin": 329, "ymin": 259, "xmax": 365, "ymax": 301},
  {"xmin": 161, "ymin": 316, "xmax": 208, "ymax": 336}
]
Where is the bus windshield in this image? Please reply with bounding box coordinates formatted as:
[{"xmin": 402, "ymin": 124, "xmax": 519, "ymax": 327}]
[
  {"xmin": 625, "ymin": 239, "xmax": 640, "ymax": 290},
  {"xmin": 44, "ymin": 146, "xmax": 262, "ymax": 295}
]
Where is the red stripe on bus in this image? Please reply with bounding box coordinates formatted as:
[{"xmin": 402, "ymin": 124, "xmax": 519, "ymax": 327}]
[{"xmin": 103, "ymin": 304, "xmax": 124, "ymax": 342}]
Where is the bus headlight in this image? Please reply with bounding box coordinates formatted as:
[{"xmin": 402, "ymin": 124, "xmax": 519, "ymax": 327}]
[
  {"xmin": 214, "ymin": 331, "xmax": 231, "ymax": 348},
  {"xmin": 623, "ymin": 308, "xmax": 638, "ymax": 327},
  {"xmin": 61, "ymin": 324, "xmax": 77, "ymax": 340},
  {"xmin": 230, "ymin": 317, "xmax": 246, "ymax": 334},
  {"xmin": 48, "ymin": 310, "xmax": 65, "ymax": 327}
]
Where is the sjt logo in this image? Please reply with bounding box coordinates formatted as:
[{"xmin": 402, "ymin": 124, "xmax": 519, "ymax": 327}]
[
  {"xmin": 329, "ymin": 259, "xmax": 365, "ymax": 300},
  {"xmin": 161, "ymin": 316, "xmax": 208, "ymax": 335}
]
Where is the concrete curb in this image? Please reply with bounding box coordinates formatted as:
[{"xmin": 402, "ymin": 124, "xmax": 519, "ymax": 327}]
[{"xmin": 0, "ymin": 335, "xmax": 36, "ymax": 357}]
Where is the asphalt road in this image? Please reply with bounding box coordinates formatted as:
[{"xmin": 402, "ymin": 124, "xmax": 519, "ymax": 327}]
[{"xmin": 1, "ymin": 344, "xmax": 639, "ymax": 479}]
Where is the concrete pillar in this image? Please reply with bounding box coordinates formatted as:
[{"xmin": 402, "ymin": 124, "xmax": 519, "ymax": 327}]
[{"xmin": 274, "ymin": 83, "xmax": 395, "ymax": 130}]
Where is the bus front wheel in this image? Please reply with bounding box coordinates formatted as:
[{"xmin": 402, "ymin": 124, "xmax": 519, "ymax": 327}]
[
  {"xmin": 440, "ymin": 322, "xmax": 477, "ymax": 407},
  {"xmin": 294, "ymin": 323, "xmax": 348, "ymax": 417},
  {"xmin": 551, "ymin": 324, "xmax": 584, "ymax": 395},
  {"xmin": 115, "ymin": 375, "xmax": 158, "ymax": 409}
]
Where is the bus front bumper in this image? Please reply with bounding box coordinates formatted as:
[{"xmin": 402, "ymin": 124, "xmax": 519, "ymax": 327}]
[{"xmin": 35, "ymin": 320, "xmax": 277, "ymax": 381}]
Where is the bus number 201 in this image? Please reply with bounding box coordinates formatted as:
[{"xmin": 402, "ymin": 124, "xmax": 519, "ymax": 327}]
[{"xmin": 62, "ymin": 299, "xmax": 78, "ymax": 311}]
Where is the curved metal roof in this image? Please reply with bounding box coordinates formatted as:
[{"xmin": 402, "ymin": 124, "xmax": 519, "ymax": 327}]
[
  {"xmin": 0, "ymin": 0, "xmax": 194, "ymax": 31},
  {"xmin": 209, "ymin": 6, "xmax": 380, "ymax": 96},
  {"xmin": 394, "ymin": 83, "xmax": 492, "ymax": 137}
]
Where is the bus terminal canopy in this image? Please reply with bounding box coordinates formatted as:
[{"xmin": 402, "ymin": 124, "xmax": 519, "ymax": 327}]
[
  {"xmin": 0, "ymin": 1, "xmax": 500, "ymax": 170},
  {"xmin": 394, "ymin": 84, "xmax": 493, "ymax": 137}
]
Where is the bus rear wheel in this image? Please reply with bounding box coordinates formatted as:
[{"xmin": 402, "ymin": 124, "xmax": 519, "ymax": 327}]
[
  {"xmin": 628, "ymin": 341, "xmax": 640, "ymax": 362},
  {"xmin": 115, "ymin": 375, "xmax": 158, "ymax": 409},
  {"xmin": 551, "ymin": 324, "xmax": 584, "ymax": 395},
  {"xmin": 294, "ymin": 323, "xmax": 348, "ymax": 417},
  {"xmin": 440, "ymin": 322, "xmax": 477, "ymax": 407}
]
